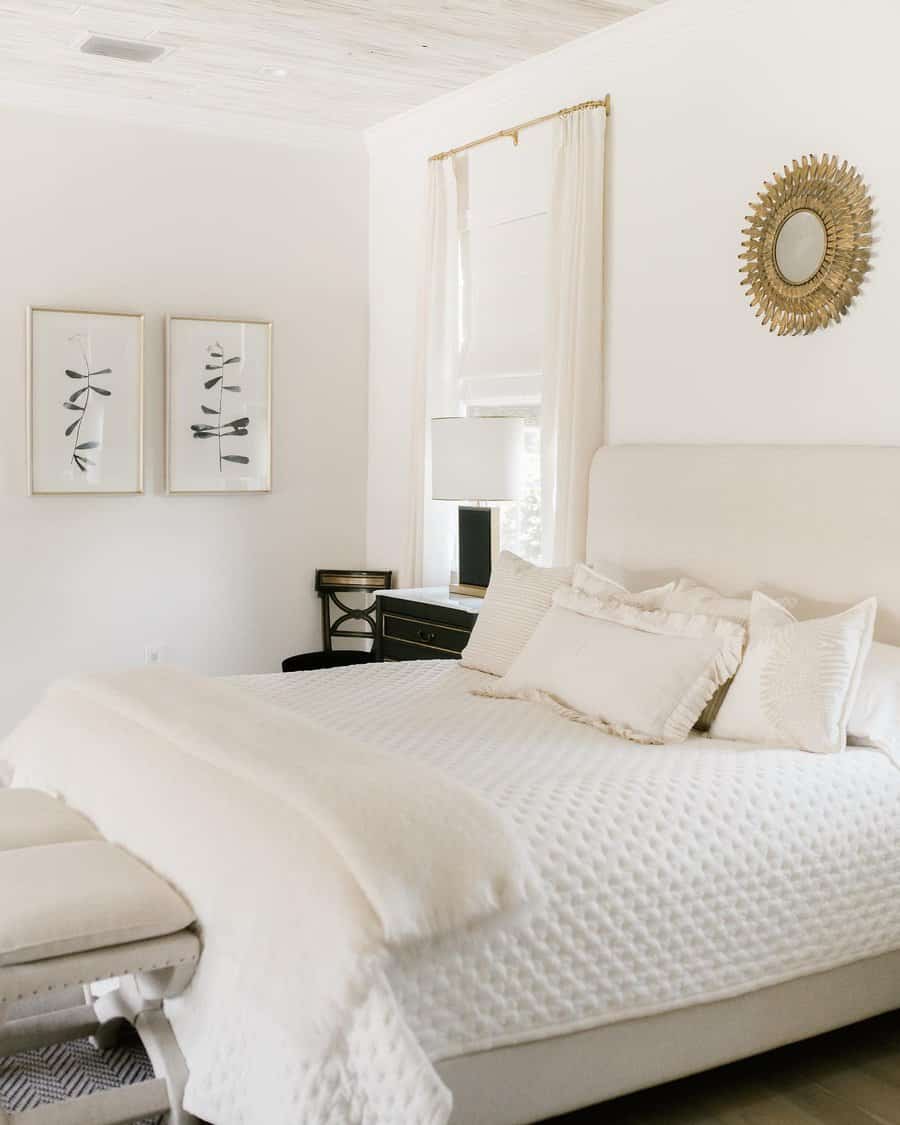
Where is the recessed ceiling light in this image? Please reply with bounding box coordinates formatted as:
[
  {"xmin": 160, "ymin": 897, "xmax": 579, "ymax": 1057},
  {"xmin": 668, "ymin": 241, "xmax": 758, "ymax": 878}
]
[
  {"xmin": 261, "ymin": 65, "xmax": 289, "ymax": 79},
  {"xmin": 79, "ymin": 34, "xmax": 168, "ymax": 63}
]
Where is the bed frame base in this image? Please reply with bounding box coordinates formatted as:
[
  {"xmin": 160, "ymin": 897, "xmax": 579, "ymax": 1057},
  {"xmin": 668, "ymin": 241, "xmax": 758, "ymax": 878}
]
[{"xmin": 439, "ymin": 949, "xmax": 900, "ymax": 1125}]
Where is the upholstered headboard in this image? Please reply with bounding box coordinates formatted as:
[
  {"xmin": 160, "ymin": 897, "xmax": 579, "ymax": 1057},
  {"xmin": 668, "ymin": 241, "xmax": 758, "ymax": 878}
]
[{"xmin": 586, "ymin": 445, "xmax": 900, "ymax": 644}]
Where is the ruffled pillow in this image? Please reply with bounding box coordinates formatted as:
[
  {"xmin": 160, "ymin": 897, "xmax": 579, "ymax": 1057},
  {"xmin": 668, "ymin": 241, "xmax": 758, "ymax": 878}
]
[
  {"xmin": 660, "ymin": 578, "xmax": 798, "ymax": 623},
  {"xmin": 571, "ymin": 563, "xmax": 675, "ymax": 607},
  {"xmin": 476, "ymin": 585, "xmax": 745, "ymax": 745},
  {"xmin": 709, "ymin": 593, "xmax": 876, "ymax": 754}
]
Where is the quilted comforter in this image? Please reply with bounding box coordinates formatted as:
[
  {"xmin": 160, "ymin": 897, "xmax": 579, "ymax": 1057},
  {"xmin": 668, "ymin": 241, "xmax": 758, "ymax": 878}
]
[
  {"xmin": 5, "ymin": 659, "xmax": 900, "ymax": 1124},
  {"xmin": 248, "ymin": 661, "xmax": 900, "ymax": 1066}
]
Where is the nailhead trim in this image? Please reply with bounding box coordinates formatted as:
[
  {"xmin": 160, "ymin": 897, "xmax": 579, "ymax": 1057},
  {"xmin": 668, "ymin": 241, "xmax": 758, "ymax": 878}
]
[{"xmin": 0, "ymin": 950, "xmax": 199, "ymax": 1003}]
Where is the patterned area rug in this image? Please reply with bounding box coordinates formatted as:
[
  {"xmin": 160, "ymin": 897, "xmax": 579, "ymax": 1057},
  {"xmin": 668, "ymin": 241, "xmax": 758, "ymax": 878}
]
[{"xmin": 0, "ymin": 1033, "xmax": 159, "ymax": 1123}]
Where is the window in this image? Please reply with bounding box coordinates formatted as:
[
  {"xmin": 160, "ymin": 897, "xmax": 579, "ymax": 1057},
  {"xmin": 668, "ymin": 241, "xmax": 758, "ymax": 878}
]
[{"xmin": 457, "ymin": 131, "xmax": 551, "ymax": 563}]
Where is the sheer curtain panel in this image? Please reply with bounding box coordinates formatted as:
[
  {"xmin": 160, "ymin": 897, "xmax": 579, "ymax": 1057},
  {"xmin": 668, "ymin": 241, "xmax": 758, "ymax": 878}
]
[
  {"xmin": 405, "ymin": 156, "xmax": 463, "ymax": 587},
  {"xmin": 541, "ymin": 106, "xmax": 607, "ymax": 566}
]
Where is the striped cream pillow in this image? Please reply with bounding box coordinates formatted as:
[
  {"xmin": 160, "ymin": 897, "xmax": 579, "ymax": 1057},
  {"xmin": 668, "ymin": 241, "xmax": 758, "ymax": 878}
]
[{"xmin": 460, "ymin": 552, "xmax": 573, "ymax": 677}]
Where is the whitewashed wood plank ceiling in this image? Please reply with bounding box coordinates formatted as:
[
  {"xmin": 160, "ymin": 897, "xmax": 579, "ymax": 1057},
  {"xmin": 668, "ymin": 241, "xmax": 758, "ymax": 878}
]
[{"xmin": 0, "ymin": 1, "xmax": 667, "ymax": 135}]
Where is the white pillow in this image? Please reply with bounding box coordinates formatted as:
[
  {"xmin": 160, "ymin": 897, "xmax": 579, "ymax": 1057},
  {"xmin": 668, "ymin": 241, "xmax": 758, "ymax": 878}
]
[
  {"xmin": 572, "ymin": 563, "xmax": 675, "ymax": 607},
  {"xmin": 848, "ymin": 641, "xmax": 900, "ymax": 760},
  {"xmin": 476, "ymin": 585, "xmax": 745, "ymax": 744},
  {"xmin": 460, "ymin": 552, "xmax": 573, "ymax": 677},
  {"xmin": 709, "ymin": 593, "xmax": 876, "ymax": 754},
  {"xmin": 654, "ymin": 577, "xmax": 799, "ymax": 621},
  {"xmin": 656, "ymin": 580, "xmax": 799, "ymax": 731}
]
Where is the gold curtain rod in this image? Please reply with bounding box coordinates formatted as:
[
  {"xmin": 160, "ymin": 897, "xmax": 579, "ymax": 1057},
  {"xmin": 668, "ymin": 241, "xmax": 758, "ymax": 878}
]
[{"xmin": 428, "ymin": 96, "xmax": 610, "ymax": 162}]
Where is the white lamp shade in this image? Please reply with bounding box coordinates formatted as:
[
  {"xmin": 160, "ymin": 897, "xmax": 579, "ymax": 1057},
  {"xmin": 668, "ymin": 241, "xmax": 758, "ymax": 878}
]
[{"xmin": 431, "ymin": 416, "xmax": 524, "ymax": 501}]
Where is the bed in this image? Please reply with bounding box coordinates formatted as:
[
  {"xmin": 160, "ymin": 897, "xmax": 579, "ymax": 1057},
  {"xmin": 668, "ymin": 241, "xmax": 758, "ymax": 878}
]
[
  {"xmin": 5, "ymin": 444, "xmax": 900, "ymax": 1125},
  {"xmin": 246, "ymin": 658, "xmax": 900, "ymax": 1125}
]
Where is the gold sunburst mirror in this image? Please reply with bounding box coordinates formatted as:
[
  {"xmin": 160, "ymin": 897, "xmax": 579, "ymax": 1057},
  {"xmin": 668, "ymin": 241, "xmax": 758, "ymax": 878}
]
[{"xmin": 739, "ymin": 154, "xmax": 873, "ymax": 335}]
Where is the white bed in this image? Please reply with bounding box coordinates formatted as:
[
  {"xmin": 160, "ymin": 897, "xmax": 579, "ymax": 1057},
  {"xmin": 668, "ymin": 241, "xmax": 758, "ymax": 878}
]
[
  {"xmin": 8, "ymin": 444, "xmax": 900, "ymax": 1125},
  {"xmin": 243, "ymin": 657, "xmax": 900, "ymax": 1125},
  {"xmin": 260, "ymin": 443, "xmax": 900, "ymax": 1124}
]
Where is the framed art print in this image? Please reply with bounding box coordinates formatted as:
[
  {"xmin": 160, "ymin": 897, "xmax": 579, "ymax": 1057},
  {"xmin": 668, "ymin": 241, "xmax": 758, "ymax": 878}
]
[
  {"xmin": 166, "ymin": 316, "xmax": 272, "ymax": 494},
  {"xmin": 28, "ymin": 307, "xmax": 143, "ymax": 495}
]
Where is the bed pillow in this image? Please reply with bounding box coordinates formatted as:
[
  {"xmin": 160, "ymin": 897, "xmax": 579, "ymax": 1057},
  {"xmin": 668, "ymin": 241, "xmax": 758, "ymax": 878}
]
[
  {"xmin": 476, "ymin": 585, "xmax": 745, "ymax": 744},
  {"xmin": 709, "ymin": 593, "xmax": 876, "ymax": 754},
  {"xmin": 460, "ymin": 552, "xmax": 573, "ymax": 677},
  {"xmin": 659, "ymin": 578, "xmax": 798, "ymax": 622},
  {"xmin": 572, "ymin": 563, "xmax": 675, "ymax": 607},
  {"xmin": 656, "ymin": 580, "xmax": 798, "ymax": 730},
  {"xmin": 848, "ymin": 641, "xmax": 900, "ymax": 760}
]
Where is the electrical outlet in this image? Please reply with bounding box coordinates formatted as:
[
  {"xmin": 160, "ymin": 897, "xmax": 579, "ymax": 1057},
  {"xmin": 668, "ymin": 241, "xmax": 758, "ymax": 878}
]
[{"xmin": 144, "ymin": 645, "xmax": 166, "ymax": 666}]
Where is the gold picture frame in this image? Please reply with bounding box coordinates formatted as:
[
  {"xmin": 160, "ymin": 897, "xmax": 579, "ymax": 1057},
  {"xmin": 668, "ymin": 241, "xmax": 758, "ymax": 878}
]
[
  {"xmin": 27, "ymin": 306, "xmax": 144, "ymax": 495},
  {"xmin": 165, "ymin": 315, "xmax": 272, "ymax": 495},
  {"xmin": 739, "ymin": 154, "xmax": 874, "ymax": 336}
]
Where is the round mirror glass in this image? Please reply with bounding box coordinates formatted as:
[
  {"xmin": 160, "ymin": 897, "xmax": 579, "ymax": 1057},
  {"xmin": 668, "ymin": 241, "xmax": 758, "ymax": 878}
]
[{"xmin": 775, "ymin": 209, "xmax": 827, "ymax": 285}]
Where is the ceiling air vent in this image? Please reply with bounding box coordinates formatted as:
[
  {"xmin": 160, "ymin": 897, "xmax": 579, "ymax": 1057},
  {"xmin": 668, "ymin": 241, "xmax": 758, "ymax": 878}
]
[{"xmin": 80, "ymin": 36, "xmax": 167, "ymax": 63}]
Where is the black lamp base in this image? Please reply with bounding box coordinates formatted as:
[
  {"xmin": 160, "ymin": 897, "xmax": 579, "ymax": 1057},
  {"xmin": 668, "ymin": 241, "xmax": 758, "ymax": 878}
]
[{"xmin": 450, "ymin": 506, "xmax": 500, "ymax": 597}]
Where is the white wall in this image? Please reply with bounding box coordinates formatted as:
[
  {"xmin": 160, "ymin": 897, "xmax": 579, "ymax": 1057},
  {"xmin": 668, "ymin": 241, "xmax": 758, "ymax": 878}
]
[
  {"xmin": 0, "ymin": 107, "xmax": 369, "ymax": 734},
  {"xmin": 366, "ymin": 0, "xmax": 900, "ymax": 581}
]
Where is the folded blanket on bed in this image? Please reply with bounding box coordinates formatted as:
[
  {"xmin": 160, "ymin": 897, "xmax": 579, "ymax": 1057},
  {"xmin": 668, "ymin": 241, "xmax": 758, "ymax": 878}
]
[{"xmin": 1, "ymin": 667, "xmax": 537, "ymax": 1125}]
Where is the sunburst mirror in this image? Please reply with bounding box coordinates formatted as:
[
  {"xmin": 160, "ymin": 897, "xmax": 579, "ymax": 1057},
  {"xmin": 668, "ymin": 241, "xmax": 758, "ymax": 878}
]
[{"xmin": 739, "ymin": 154, "xmax": 874, "ymax": 335}]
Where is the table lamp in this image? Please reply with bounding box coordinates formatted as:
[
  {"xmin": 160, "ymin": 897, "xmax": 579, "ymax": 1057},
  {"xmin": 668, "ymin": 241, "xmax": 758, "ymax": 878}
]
[{"xmin": 431, "ymin": 416, "xmax": 524, "ymax": 596}]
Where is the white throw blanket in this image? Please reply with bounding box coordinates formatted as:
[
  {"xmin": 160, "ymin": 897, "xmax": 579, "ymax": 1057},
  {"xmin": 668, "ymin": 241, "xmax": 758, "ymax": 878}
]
[{"xmin": 1, "ymin": 667, "xmax": 536, "ymax": 1124}]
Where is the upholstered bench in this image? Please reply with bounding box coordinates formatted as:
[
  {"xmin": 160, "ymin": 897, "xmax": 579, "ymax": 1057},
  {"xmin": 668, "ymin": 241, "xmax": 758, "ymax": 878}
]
[{"xmin": 0, "ymin": 790, "xmax": 200, "ymax": 1125}]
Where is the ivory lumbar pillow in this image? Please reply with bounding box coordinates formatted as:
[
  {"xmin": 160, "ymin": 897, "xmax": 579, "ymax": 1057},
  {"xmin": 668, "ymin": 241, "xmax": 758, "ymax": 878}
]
[
  {"xmin": 460, "ymin": 552, "xmax": 573, "ymax": 677},
  {"xmin": 709, "ymin": 593, "xmax": 877, "ymax": 754},
  {"xmin": 476, "ymin": 586, "xmax": 745, "ymax": 744}
]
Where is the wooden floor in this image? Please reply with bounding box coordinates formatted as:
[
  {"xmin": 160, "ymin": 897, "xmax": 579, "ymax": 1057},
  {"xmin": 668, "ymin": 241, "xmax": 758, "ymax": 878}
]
[{"xmin": 549, "ymin": 1010, "xmax": 900, "ymax": 1124}]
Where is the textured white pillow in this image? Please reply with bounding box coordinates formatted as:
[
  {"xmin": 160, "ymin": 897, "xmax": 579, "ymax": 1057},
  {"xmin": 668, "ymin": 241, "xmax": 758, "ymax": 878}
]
[
  {"xmin": 710, "ymin": 593, "xmax": 876, "ymax": 754},
  {"xmin": 477, "ymin": 586, "xmax": 745, "ymax": 744},
  {"xmin": 848, "ymin": 641, "xmax": 900, "ymax": 761},
  {"xmin": 460, "ymin": 552, "xmax": 573, "ymax": 677}
]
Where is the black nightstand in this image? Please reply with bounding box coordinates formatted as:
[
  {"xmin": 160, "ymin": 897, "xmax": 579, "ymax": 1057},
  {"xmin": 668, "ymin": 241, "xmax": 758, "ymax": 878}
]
[{"xmin": 375, "ymin": 588, "xmax": 482, "ymax": 662}]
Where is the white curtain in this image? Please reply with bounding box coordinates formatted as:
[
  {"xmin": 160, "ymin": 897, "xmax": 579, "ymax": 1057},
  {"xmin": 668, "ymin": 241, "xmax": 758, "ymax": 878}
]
[
  {"xmin": 404, "ymin": 156, "xmax": 464, "ymax": 587},
  {"xmin": 541, "ymin": 106, "xmax": 606, "ymax": 566}
]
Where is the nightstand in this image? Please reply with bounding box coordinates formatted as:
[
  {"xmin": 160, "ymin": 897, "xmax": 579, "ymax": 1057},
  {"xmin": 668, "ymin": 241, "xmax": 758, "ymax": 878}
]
[{"xmin": 375, "ymin": 588, "xmax": 482, "ymax": 662}]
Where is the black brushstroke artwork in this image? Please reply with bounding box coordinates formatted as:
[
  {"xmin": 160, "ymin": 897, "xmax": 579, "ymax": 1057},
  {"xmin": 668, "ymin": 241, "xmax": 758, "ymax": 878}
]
[
  {"xmin": 61, "ymin": 335, "xmax": 110, "ymax": 473},
  {"xmin": 191, "ymin": 341, "xmax": 250, "ymax": 471}
]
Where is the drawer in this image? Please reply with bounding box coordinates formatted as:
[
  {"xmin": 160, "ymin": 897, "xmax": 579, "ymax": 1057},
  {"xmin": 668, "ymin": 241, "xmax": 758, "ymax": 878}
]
[
  {"xmin": 381, "ymin": 636, "xmax": 459, "ymax": 661},
  {"xmin": 382, "ymin": 611, "xmax": 472, "ymax": 657}
]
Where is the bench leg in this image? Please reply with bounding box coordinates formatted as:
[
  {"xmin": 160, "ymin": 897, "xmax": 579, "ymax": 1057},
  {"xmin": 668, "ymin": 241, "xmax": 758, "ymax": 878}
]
[
  {"xmin": 136, "ymin": 1009, "xmax": 198, "ymax": 1125},
  {"xmin": 91, "ymin": 975, "xmax": 199, "ymax": 1125}
]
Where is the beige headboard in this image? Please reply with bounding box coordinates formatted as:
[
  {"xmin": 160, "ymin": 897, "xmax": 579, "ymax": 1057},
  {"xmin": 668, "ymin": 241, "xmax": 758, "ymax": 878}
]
[{"xmin": 586, "ymin": 445, "xmax": 900, "ymax": 644}]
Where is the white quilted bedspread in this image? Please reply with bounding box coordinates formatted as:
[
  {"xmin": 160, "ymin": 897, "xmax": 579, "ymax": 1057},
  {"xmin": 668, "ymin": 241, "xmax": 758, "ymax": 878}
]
[{"xmin": 243, "ymin": 660, "xmax": 900, "ymax": 1063}]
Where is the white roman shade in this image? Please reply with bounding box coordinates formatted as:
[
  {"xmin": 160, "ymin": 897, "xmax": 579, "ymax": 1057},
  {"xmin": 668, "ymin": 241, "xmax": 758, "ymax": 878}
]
[{"xmin": 459, "ymin": 130, "xmax": 551, "ymax": 401}]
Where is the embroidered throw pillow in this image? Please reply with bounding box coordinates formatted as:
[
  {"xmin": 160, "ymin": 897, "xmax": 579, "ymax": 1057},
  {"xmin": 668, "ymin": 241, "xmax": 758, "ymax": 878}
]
[
  {"xmin": 656, "ymin": 580, "xmax": 799, "ymax": 730},
  {"xmin": 709, "ymin": 593, "xmax": 876, "ymax": 754},
  {"xmin": 476, "ymin": 585, "xmax": 745, "ymax": 745}
]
